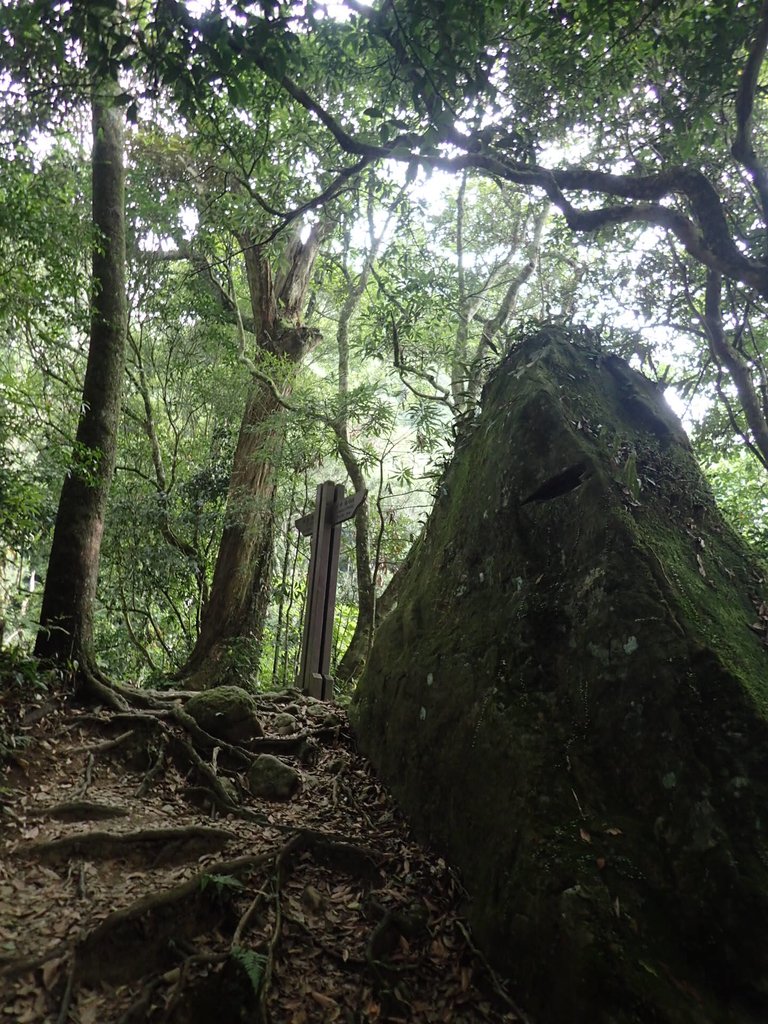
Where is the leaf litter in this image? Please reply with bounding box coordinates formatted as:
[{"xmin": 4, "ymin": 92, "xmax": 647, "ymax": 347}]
[{"xmin": 0, "ymin": 686, "xmax": 529, "ymax": 1023}]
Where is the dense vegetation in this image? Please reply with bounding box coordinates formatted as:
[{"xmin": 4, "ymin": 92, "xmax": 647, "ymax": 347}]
[{"xmin": 1, "ymin": 0, "xmax": 768, "ymax": 691}]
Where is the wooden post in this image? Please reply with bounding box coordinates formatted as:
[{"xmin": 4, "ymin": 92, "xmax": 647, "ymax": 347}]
[{"xmin": 295, "ymin": 481, "xmax": 366, "ymax": 700}]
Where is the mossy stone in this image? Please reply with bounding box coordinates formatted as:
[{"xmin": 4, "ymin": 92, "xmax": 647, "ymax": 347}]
[
  {"xmin": 247, "ymin": 754, "xmax": 300, "ymax": 801},
  {"xmin": 272, "ymin": 712, "xmax": 300, "ymax": 735},
  {"xmin": 185, "ymin": 686, "xmax": 263, "ymax": 744},
  {"xmin": 352, "ymin": 328, "xmax": 768, "ymax": 1024}
]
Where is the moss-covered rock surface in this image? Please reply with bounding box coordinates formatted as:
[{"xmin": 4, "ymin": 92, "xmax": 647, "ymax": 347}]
[
  {"xmin": 352, "ymin": 329, "xmax": 768, "ymax": 1024},
  {"xmin": 185, "ymin": 685, "xmax": 263, "ymax": 744},
  {"xmin": 247, "ymin": 753, "xmax": 301, "ymax": 801}
]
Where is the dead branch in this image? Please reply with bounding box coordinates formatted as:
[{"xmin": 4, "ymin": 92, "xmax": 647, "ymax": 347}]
[{"xmin": 70, "ymin": 729, "xmax": 135, "ymax": 754}]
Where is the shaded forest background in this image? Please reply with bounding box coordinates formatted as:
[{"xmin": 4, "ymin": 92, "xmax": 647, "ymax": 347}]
[{"xmin": 2, "ymin": 0, "xmax": 768, "ymax": 692}]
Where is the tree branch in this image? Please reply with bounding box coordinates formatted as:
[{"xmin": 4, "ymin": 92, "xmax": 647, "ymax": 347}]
[
  {"xmin": 255, "ymin": 63, "xmax": 768, "ymax": 296},
  {"xmin": 732, "ymin": 0, "xmax": 768, "ymax": 227},
  {"xmin": 704, "ymin": 271, "xmax": 768, "ymax": 468}
]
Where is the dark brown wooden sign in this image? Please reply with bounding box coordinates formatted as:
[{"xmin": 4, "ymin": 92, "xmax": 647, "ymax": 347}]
[{"xmin": 295, "ymin": 481, "xmax": 366, "ymax": 700}]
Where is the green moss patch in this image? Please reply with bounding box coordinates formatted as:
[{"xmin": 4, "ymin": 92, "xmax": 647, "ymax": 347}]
[{"xmin": 352, "ymin": 329, "xmax": 768, "ymax": 1024}]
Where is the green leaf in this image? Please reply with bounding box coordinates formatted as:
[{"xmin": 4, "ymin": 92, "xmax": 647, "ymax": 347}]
[
  {"xmin": 231, "ymin": 947, "xmax": 267, "ymax": 994},
  {"xmin": 199, "ymin": 873, "xmax": 245, "ymax": 893}
]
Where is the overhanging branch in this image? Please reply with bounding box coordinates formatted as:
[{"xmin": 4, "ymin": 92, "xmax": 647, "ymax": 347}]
[
  {"xmin": 252, "ymin": 62, "xmax": 768, "ymax": 297},
  {"xmin": 704, "ymin": 271, "xmax": 768, "ymax": 468},
  {"xmin": 732, "ymin": 0, "xmax": 768, "ymax": 228}
]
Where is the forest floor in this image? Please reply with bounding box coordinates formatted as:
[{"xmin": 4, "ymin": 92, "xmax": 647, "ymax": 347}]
[{"xmin": 0, "ymin": 665, "xmax": 530, "ymax": 1024}]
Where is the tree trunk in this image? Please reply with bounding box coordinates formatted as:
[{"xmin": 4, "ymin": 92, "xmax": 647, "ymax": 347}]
[
  {"xmin": 175, "ymin": 378, "xmax": 284, "ymax": 687},
  {"xmin": 35, "ymin": 89, "xmax": 126, "ymax": 668},
  {"xmin": 336, "ymin": 535, "xmax": 415, "ymax": 681},
  {"xmin": 331, "ymin": 188, "xmax": 396, "ymax": 682},
  {"xmin": 177, "ymin": 225, "xmax": 328, "ymax": 689}
]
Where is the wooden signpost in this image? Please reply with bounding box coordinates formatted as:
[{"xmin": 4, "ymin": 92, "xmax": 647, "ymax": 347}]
[{"xmin": 295, "ymin": 481, "xmax": 366, "ymax": 700}]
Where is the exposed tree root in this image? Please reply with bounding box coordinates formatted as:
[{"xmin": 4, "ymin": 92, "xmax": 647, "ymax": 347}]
[
  {"xmin": 285, "ymin": 827, "xmax": 383, "ymax": 883},
  {"xmin": 115, "ymin": 977, "xmax": 163, "ymax": 1024},
  {"xmin": 2, "ymin": 687, "xmax": 529, "ymax": 1024},
  {"xmin": 73, "ymin": 849, "xmax": 277, "ymax": 987},
  {"xmin": 257, "ymin": 836, "xmax": 295, "ymax": 1021},
  {"xmin": 75, "ymin": 668, "xmax": 130, "ymax": 712},
  {"xmin": 454, "ymin": 919, "xmax": 534, "ymax": 1024},
  {"xmin": 76, "ymin": 752, "xmax": 95, "ymax": 798},
  {"xmin": 56, "ymin": 960, "xmax": 76, "ymax": 1024},
  {"xmin": 31, "ymin": 799, "xmax": 130, "ymax": 822},
  {"xmin": 183, "ymin": 784, "xmax": 270, "ymax": 825},
  {"xmin": 135, "ymin": 736, "xmax": 167, "ymax": 797},
  {"xmin": 22, "ymin": 825, "xmax": 235, "ymax": 865},
  {"xmin": 0, "ymin": 939, "xmax": 71, "ymax": 980}
]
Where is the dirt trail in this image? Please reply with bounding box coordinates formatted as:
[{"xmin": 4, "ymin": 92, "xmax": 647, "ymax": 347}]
[{"xmin": 0, "ymin": 683, "xmax": 529, "ymax": 1023}]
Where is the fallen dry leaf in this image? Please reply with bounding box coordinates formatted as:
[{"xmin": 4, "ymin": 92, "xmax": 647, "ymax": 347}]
[{"xmin": 309, "ymin": 990, "xmax": 338, "ymax": 1009}]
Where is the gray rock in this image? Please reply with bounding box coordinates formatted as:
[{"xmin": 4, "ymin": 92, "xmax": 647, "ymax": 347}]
[
  {"xmin": 247, "ymin": 754, "xmax": 300, "ymax": 801},
  {"xmin": 305, "ymin": 703, "xmax": 339, "ymax": 728},
  {"xmin": 272, "ymin": 712, "xmax": 301, "ymax": 736},
  {"xmin": 185, "ymin": 686, "xmax": 263, "ymax": 744},
  {"xmin": 353, "ymin": 328, "xmax": 768, "ymax": 1024}
]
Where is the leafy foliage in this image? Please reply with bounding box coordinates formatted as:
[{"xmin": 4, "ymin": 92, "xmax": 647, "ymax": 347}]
[{"xmin": 1, "ymin": 0, "xmax": 768, "ymax": 681}]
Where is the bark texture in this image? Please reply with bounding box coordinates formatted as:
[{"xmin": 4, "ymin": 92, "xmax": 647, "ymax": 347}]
[
  {"xmin": 178, "ymin": 226, "xmax": 327, "ymax": 689},
  {"xmin": 35, "ymin": 94, "xmax": 126, "ymax": 666},
  {"xmin": 353, "ymin": 328, "xmax": 768, "ymax": 1024}
]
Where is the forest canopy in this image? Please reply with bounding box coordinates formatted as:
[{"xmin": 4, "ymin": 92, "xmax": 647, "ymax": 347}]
[{"xmin": 1, "ymin": 0, "xmax": 768, "ymax": 687}]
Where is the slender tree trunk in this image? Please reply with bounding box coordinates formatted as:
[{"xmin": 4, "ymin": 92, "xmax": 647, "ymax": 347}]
[
  {"xmin": 336, "ymin": 537, "xmax": 416, "ymax": 681},
  {"xmin": 330, "ymin": 185, "xmax": 397, "ymax": 680},
  {"xmin": 177, "ymin": 225, "xmax": 328, "ymax": 688},
  {"xmin": 35, "ymin": 89, "xmax": 126, "ymax": 668},
  {"xmin": 271, "ymin": 476, "xmax": 299, "ymax": 683}
]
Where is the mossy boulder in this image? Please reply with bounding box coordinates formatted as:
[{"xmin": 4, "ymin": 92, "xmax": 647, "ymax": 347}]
[
  {"xmin": 247, "ymin": 754, "xmax": 301, "ymax": 801},
  {"xmin": 352, "ymin": 329, "xmax": 768, "ymax": 1024},
  {"xmin": 272, "ymin": 712, "xmax": 301, "ymax": 735},
  {"xmin": 185, "ymin": 686, "xmax": 263, "ymax": 744}
]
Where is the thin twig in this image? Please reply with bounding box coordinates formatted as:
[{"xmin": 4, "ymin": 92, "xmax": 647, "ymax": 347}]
[
  {"xmin": 231, "ymin": 888, "xmax": 270, "ymax": 949},
  {"xmin": 70, "ymin": 729, "xmax": 135, "ymax": 754},
  {"xmin": 56, "ymin": 960, "xmax": 77, "ymax": 1024},
  {"xmin": 455, "ymin": 919, "xmax": 533, "ymax": 1024}
]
